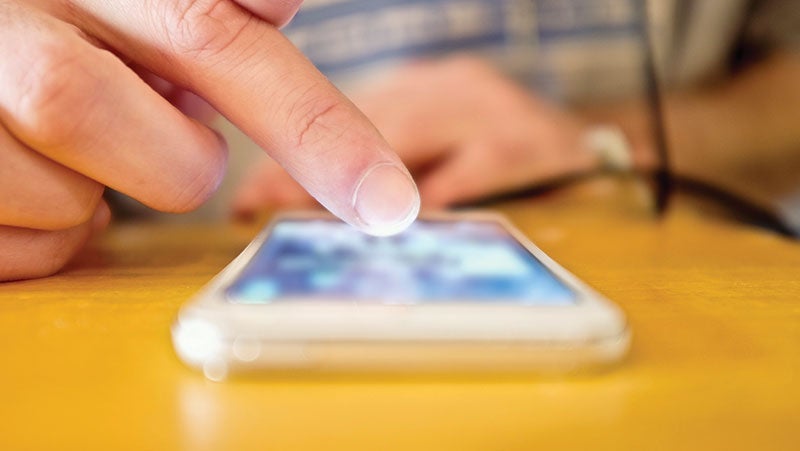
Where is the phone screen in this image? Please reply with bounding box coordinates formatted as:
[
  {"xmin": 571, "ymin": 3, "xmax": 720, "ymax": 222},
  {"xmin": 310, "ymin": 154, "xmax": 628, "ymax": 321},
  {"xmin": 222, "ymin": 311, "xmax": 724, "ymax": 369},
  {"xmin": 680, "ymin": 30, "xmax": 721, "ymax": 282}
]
[{"xmin": 226, "ymin": 218, "xmax": 576, "ymax": 305}]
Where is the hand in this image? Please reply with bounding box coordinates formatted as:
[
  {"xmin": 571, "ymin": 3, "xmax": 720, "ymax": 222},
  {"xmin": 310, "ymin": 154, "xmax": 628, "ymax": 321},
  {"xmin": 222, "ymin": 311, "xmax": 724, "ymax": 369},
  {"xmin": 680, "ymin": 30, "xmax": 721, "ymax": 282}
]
[
  {"xmin": 233, "ymin": 55, "xmax": 599, "ymax": 214},
  {"xmin": 0, "ymin": 0, "xmax": 419, "ymax": 281}
]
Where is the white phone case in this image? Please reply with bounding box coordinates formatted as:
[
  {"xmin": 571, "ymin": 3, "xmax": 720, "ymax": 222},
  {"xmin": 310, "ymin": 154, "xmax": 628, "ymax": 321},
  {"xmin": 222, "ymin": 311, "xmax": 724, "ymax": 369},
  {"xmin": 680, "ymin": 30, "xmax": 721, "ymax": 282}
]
[{"xmin": 172, "ymin": 211, "xmax": 630, "ymax": 379}]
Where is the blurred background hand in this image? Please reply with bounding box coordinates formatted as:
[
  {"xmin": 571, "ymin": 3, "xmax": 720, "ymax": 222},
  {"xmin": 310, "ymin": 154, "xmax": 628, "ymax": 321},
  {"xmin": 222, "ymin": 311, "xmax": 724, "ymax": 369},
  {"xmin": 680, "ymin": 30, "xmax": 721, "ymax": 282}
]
[{"xmin": 233, "ymin": 0, "xmax": 800, "ymax": 235}]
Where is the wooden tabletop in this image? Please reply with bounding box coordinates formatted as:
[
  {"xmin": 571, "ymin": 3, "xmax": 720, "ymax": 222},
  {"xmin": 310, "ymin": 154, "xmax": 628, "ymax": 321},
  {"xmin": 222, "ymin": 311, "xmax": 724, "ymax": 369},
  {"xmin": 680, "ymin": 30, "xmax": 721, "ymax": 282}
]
[{"xmin": 1, "ymin": 176, "xmax": 798, "ymax": 451}]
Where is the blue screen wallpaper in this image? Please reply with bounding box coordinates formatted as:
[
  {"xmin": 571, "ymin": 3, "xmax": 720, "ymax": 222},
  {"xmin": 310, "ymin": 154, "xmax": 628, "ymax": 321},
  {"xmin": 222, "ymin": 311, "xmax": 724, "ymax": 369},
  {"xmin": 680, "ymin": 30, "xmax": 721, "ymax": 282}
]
[{"xmin": 226, "ymin": 219, "xmax": 575, "ymax": 305}]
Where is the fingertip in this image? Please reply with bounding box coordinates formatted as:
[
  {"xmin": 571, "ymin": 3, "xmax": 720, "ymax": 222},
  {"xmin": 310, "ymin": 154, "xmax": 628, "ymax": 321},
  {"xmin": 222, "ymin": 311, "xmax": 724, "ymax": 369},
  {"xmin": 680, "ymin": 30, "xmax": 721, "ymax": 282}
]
[{"xmin": 351, "ymin": 163, "xmax": 420, "ymax": 236}]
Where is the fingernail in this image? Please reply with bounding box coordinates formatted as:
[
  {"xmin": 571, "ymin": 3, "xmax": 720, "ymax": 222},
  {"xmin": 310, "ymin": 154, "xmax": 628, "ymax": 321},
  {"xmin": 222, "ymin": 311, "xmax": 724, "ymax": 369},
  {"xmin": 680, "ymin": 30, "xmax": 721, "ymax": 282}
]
[{"xmin": 353, "ymin": 163, "xmax": 420, "ymax": 236}]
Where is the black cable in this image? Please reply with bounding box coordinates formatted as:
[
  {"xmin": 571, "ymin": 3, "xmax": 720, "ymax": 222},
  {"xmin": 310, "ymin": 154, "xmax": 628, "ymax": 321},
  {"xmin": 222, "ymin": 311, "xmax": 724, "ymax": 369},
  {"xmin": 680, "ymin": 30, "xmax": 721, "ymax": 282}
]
[{"xmin": 641, "ymin": 0, "xmax": 673, "ymax": 216}]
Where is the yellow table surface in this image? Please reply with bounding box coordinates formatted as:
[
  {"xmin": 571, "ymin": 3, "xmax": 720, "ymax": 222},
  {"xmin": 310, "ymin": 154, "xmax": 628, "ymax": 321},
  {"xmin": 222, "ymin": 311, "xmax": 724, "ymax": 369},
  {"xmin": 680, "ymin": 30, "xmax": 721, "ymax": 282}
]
[{"xmin": 1, "ymin": 177, "xmax": 798, "ymax": 450}]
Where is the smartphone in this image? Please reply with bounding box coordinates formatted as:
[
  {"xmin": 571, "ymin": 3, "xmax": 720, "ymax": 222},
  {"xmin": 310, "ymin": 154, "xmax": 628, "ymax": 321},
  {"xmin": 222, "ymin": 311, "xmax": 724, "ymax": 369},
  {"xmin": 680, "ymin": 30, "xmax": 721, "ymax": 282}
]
[{"xmin": 172, "ymin": 211, "xmax": 630, "ymax": 378}]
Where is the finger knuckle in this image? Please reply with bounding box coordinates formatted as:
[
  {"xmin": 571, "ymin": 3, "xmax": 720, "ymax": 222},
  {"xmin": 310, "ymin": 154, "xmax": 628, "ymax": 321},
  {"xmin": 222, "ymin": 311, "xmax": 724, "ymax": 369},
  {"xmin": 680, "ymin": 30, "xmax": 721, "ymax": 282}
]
[
  {"xmin": 157, "ymin": 144, "xmax": 228, "ymax": 213},
  {"xmin": 47, "ymin": 181, "xmax": 105, "ymax": 230},
  {"xmin": 0, "ymin": 228, "xmax": 86, "ymax": 282},
  {"xmin": 31, "ymin": 243, "xmax": 76, "ymax": 279},
  {"xmin": 15, "ymin": 42, "xmax": 99, "ymax": 150},
  {"xmin": 162, "ymin": 0, "xmax": 252, "ymax": 60}
]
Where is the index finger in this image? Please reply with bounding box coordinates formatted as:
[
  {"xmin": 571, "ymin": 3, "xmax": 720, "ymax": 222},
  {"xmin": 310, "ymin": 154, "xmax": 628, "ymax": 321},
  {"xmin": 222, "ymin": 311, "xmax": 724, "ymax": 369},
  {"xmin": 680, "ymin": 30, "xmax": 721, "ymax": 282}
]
[{"xmin": 72, "ymin": 0, "xmax": 419, "ymax": 236}]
